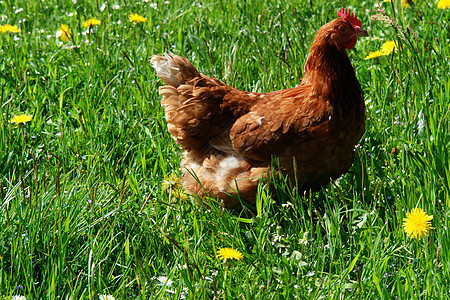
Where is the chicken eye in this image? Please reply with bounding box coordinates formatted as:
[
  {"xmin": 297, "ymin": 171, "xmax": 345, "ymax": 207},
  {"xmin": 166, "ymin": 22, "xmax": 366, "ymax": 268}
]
[{"xmin": 339, "ymin": 26, "xmax": 349, "ymax": 33}]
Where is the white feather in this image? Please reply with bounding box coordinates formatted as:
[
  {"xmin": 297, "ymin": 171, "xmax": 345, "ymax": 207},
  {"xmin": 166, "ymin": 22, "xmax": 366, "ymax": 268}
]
[
  {"xmin": 151, "ymin": 53, "xmax": 180, "ymax": 87},
  {"xmin": 215, "ymin": 156, "xmax": 241, "ymax": 183}
]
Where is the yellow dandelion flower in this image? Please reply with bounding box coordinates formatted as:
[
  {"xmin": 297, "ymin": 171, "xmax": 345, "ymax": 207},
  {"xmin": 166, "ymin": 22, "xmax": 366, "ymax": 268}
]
[
  {"xmin": 56, "ymin": 24, "xmax": 73, "ymax": 42},
  {"xmin": 10, "ymin": 114, "xmax": 33, "ymax": 126},
  {"xmin": 0, "ymin": 24, "xmax": 20, "ymax": 34},
  {"xmin": 403, "ymin": 208, "xmax": 433, "ymax": 239},
  {"xmin": 438, "ymin": 0, "xmax": 450, "ymax": 9},
  {"xmin": 402, "ymin": 0, "xmax": 412, "ymax": 7},
  {"xmin": 365, "ymin": 50, "xmax": 384, "ymax": 60},
  {"xmin": 217, "ymin": 247, "xmax": 243, "ymax": 261},
  {"xmin": 380, "ymin": 40, "xmax": 398, "ymax": 55},
  {"xmin": 82, "ymin": 18, "xmax": 101, "ymax": 28},
  {"xmin": 172, "ymin": 189, "xmax": 189, "ymax": 202},
  {"xmin": 383, "ymin": 0, "xmax": 413, "ymax": 7},
  {"xmin": 129, "ymin": 13, "xmax": 147, "ymax": 23},
  {"xmin": 162, "ymin": 173, "xmax": 182, "ymax": 191},
  {"xmin": 365, "ymin": 41, "xmax": 398, "ymax": 60}
]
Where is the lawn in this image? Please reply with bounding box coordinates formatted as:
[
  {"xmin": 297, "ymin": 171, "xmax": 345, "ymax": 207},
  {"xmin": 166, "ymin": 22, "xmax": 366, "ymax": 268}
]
[{"xmin": 1, "ymin": 0, "xmax": 449, "ymax": 299}]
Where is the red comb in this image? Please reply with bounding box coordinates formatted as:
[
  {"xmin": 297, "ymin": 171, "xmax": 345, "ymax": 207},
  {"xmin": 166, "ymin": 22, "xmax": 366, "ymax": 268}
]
[{"xmin": 337, "ymin": 8, "xmax": 362, "ymax": 28}]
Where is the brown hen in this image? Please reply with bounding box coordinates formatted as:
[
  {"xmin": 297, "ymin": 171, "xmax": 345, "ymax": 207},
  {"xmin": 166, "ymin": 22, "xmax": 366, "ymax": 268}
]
[{"xmin": 152, "ymin": 8, "xmax": 368, "ymax": 208}]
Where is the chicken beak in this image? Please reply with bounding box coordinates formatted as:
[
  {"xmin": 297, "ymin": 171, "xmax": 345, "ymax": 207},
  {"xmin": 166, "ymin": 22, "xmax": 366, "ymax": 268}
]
[{"xmin": 354, "ymin": 27, "xmax": 368, "ymax": 38}]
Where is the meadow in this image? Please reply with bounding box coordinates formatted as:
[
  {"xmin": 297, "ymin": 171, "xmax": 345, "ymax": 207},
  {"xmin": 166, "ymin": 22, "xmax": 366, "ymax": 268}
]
[{"xmin": 1, "ymin": 0, "xmax": 449, "ymax": 298}]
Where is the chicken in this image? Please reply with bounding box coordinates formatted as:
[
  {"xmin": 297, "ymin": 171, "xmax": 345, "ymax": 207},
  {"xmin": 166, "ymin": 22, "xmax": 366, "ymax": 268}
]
[{"xmin": 151, "ymin": 8, "xmax": 368, "ymax": 208}]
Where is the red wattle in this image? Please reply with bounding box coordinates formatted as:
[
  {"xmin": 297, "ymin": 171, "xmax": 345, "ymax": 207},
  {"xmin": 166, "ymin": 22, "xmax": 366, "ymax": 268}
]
[{"xmin": 345, "ymin": 38, "xmax": 357, "ymax": 50}]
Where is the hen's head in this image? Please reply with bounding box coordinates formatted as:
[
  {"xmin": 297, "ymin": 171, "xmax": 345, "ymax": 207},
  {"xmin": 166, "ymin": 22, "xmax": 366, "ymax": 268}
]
[{"xmin": 325, "ymin": 8, "xmax": 368, "ymax": 51}]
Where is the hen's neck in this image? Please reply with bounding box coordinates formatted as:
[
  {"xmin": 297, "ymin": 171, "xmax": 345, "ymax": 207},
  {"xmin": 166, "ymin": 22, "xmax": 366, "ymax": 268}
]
[{"xmin": 302, "ymin": 40, "xmax": 359, "ymax": 104}]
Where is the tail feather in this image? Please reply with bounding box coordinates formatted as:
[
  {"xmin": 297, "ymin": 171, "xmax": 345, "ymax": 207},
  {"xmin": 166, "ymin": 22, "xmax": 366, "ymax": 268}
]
[
  {"xmin": 152, "ymin": 53, "xmax": 232, "ymax": 153},
  {"xmin": 151, "ymin": 53, "xmax": 200, "ymax": 87}
]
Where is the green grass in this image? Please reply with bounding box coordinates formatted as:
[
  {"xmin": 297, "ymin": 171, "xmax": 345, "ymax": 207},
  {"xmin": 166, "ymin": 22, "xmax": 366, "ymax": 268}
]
[{"xmin": 1, "ymin": 0, "xmax": 449, "ymax": 298}]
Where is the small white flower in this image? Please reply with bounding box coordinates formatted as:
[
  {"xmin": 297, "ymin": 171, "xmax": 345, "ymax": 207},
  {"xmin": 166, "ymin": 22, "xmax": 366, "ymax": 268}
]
[
  {"xmin": 149, "ymin": 3, "xmax": 157, "ymax": 9},
  {"xmin": 112, "ymin": 4, "xmax": 120, "ymax": 9},
  {"xmin": 68, "ymin": 12, "xmax": 74, "ymax": 17},
  {"xmin": 180, "ymin": 287, "xmax": 189, "ymax": 299},
  {"xmin": 100, "ymin": 3, "xmax": 107, "ymax": 12},
  {"xmin": 156, "ymin": 276, "xmax": 173, "ymax": 287},
  {"xmin": 99, "ymin": 295, "xmax": 115, "ymax": 300},
  {"xmin": 11, "ymin": 296, "xmax": 27, "ymax": 300},
  {"xmin": 14, "ymin": 8, "xmax": 24, "ymax": 14}
]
